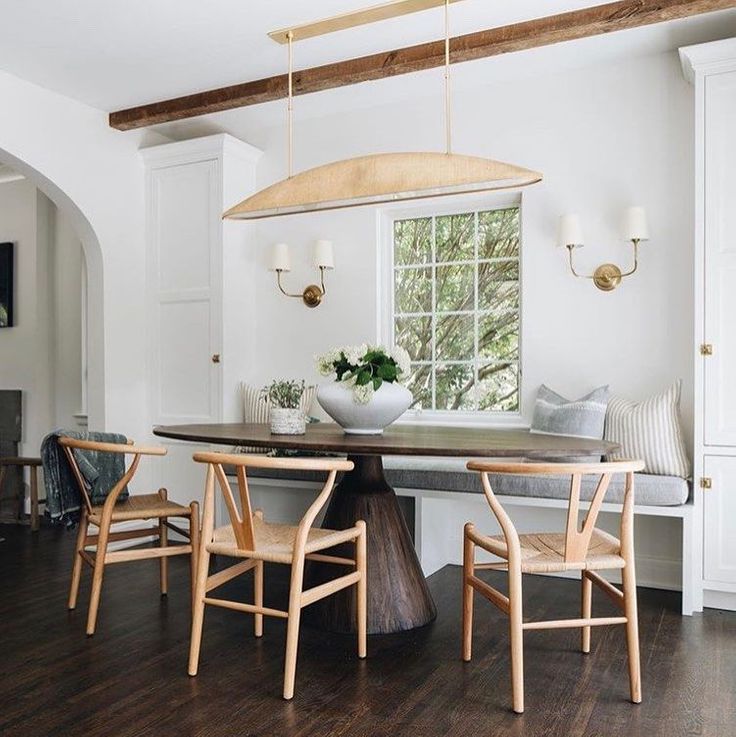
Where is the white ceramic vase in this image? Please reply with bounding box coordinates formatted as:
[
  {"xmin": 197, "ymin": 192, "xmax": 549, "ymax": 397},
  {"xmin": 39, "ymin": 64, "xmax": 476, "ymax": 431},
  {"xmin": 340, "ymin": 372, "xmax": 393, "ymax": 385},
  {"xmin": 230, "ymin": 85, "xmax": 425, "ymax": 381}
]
[
  {"xmin": 269, "ymin": 407, "xmax": 306, "ymax": 435},
  {"xmin": 316, "ymin": 381, "xmax": 413, "ymax": 435}
]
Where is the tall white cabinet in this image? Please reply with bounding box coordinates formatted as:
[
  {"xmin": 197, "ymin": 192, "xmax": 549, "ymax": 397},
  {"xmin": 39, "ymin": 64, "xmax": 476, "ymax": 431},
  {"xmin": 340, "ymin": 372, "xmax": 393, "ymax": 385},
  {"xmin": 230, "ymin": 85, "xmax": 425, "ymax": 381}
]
[
  {"xmin": 682, "ymin": 38, "xmax": 736, "ymax": 611},
  {"xmin": 142, "ymin": 134, "xmax": 261, "ymax": 507}
]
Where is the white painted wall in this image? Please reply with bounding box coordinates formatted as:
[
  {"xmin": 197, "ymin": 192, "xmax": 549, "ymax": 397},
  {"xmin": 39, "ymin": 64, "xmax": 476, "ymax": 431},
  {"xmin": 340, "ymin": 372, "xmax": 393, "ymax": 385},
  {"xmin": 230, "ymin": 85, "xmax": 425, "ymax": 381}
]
[
  {"xmin": 247, "ymin": 51, "xmax": 694, "ymax": 443},
  {"xmin": 0, "ymin": 178, "xmax": 85, "ymax": 455},
  {"xmin": 51, "ymin": 209, "xmax": 85, "ymax": 428}
]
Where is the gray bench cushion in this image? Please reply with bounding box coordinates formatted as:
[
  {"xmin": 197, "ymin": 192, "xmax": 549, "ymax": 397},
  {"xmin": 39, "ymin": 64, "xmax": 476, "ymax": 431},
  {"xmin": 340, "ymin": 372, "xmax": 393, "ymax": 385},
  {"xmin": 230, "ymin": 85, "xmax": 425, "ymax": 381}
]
[
  {"xmin": 248, "ymin": 457, "xmax": 690, "ymax": 507},
  {"xmin": 383, "ymin": 467, "xmax": 689, "ymax": 506}
]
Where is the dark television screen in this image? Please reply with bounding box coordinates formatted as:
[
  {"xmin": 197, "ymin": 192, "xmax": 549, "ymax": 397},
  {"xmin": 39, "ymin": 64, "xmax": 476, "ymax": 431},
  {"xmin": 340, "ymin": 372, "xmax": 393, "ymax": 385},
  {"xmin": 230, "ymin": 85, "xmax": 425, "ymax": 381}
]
[{"xmin": 0, "ymin": 242, "xmax": 13, "ymax": 328}]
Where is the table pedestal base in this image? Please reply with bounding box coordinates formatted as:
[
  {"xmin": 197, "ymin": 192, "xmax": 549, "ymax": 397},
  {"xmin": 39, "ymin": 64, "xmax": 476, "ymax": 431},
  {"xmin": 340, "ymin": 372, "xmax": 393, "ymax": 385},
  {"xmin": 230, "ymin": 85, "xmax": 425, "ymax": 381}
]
[{"xmin": 305, "ymin": 454, "xmax": 437, "ymax": 634}]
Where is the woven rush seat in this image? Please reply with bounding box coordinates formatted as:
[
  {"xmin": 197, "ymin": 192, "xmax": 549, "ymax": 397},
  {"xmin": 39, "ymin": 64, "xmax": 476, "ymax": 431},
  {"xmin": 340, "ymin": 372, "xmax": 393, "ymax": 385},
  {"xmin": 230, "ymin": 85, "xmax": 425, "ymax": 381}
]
[
  {"xmin": 89, "ymin": 493, "xmax": 190, "ymax": 523},
  {"xmin": 478, "ymin": 528, "xmax": 624, "ymax": 574},
  {"xmin": 208, "ymin": 516, "xmax": 360, "ymax": 563}
]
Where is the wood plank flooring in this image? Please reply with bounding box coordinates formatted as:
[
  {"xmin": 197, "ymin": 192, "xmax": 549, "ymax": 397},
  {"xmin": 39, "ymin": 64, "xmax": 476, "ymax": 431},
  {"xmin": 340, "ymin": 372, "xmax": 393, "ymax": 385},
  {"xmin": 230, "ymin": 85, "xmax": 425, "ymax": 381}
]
[{"xmin": 1, "ymin": 524, "xmax": 735, "ymax": 737}]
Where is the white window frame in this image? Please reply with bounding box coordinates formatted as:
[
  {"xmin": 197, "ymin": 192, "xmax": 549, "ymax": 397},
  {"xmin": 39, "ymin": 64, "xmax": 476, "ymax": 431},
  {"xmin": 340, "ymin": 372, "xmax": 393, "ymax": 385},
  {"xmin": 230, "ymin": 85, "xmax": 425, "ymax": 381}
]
[{"xmin": 377, "ymin": 193, "xmax": 525, "ymax": 427}]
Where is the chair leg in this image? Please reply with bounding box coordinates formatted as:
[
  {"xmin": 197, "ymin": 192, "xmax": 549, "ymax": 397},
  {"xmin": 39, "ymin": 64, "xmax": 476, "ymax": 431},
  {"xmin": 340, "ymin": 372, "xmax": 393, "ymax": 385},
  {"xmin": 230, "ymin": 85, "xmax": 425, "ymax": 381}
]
[
  {"xmin": 254, "ymin": 561, "xmax": 264, "ymax": 638},
  {"xmin": 254, "ymin": 509, "xmax": 264, "ymax": 638},
  {"xmin": 283, "ymin": 562, "xmax": 305, "ymax": 700},
  {"xmin": 189, "ymin": 502, "xmax": 199, "ymax": 615},
  {"xmin": 68, "ymin": 509, "xmax": 89, "ymax": 610},
  {"xmin": 158, "ymin": 490, "xmax": 168, "ymax": 596},
  {"xmin": 30, "ymin": 466, "xmax": 40, "ymax": 532},
  {"xmin": 508, "ymin": 562, "xmax": 524, "ymax": 714},
  {"xmin": 86, "ymin": 517, "xmax": 111, "ymax": 636},
  {"xmin": 622, "ymin": 561, "xmax": 642, "ymax": 704},
  {"xmin": 581, "ymin": 572, "xmax": 592, "ymax": 654},
  {"xmin": 356, "ymin": 520, "xmax": 367, "ymax": 659},
  {"xmin": 188, "ymin": 542, "xmax": 210, "ymax": 676},
  {"xmin": 462, "ymin": 524, "xmax": 475, "ymax": 662}
]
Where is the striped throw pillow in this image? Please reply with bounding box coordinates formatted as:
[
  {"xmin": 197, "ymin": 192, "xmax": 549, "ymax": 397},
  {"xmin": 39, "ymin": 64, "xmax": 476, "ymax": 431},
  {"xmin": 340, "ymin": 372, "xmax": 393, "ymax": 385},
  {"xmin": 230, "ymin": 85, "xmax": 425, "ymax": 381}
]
[
  {"xmin": 239, "ymin": 383, "xmax": 316, "ymax": 453},
  {"xmin": 604, "ymin": 381, "xmax": 690, "ymax": 478}
]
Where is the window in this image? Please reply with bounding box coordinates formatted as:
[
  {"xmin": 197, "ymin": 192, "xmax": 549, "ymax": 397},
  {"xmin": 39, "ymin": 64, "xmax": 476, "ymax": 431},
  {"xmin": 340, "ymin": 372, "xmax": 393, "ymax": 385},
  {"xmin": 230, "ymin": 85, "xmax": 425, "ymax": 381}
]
[{"xmin": 390, "ymin": 205, "xmax": 521, "ymax": 414}]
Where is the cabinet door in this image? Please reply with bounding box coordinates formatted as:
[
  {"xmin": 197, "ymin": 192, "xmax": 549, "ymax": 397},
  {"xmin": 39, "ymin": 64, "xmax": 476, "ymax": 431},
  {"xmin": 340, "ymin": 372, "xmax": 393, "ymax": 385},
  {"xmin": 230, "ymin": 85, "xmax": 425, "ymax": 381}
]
[
  {"xmin": 149, "ymin": 159, "xmax": 222, "ymax": 426},
  {"xmin": 148, "ymin": 159, "xmax": 222, "ymax": 508},
  {"xmin": 704, "ymin": 71, "xmax": 736, "ymax": 445},
  {"xmin": 704, "ymin": 455, "xmax": 736, "ymax": 584}
]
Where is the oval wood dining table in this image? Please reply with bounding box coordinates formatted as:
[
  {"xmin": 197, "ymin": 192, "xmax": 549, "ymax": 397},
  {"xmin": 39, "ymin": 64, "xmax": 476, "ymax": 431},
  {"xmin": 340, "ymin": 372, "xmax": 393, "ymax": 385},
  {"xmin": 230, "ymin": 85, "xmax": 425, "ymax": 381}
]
[{"xmin": 153, "ymin": 422, "xmax": 618, "ymax": 635}]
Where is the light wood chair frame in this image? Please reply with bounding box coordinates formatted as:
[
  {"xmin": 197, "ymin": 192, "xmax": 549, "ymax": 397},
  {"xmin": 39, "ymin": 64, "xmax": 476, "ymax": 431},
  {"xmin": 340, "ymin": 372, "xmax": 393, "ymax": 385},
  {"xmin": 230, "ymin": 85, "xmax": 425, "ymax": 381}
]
[
  {"xmin": 59, "ymin": 437, "xmax": 199, "ymax": 636},
  {"xmin": 188, "ymin": 452, "xmax": 367, "ymax": 700},
  {"xmin": 462, "ymin": 459, "xmax": 645, "ymax": 714}
]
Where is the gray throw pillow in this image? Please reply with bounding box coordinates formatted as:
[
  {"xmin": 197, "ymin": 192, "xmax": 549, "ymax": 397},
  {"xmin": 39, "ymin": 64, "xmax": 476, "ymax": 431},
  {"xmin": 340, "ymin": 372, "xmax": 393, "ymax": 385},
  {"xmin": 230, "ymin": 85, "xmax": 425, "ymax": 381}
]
[{"xmin": 531, "ymin": 384, "xmax": 610, "ymax": 440}]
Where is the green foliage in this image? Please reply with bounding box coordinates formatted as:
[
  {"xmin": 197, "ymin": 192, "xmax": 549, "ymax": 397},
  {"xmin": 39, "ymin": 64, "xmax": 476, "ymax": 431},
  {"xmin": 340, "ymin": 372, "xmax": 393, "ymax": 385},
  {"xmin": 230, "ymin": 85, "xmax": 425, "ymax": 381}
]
[
  {"xmin": 331, "ymin": 347, "xmax": 402, "ymax": 393},
  {"xmin": 393, "ymin": 207, "xmax": 521, "ymax": 413},
  {"xmin": 261, "ymin": 379, "xmax": 305, "ymax": 409}
]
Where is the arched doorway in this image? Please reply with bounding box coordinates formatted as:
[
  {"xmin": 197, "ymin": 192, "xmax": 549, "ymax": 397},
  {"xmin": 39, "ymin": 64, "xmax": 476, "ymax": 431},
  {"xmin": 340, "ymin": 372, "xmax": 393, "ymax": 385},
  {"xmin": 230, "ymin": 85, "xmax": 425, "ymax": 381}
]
[{"xmin": 0, "ymin": 147, "xmax": 105, "ymax": 429}]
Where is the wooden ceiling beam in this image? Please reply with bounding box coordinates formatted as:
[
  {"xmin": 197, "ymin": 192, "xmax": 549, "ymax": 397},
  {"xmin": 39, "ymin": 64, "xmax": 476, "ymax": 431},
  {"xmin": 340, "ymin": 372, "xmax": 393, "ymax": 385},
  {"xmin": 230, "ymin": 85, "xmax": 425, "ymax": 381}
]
[{"xmin": 109, "ymin": 0, "xmax": 736, "ymax": 130}]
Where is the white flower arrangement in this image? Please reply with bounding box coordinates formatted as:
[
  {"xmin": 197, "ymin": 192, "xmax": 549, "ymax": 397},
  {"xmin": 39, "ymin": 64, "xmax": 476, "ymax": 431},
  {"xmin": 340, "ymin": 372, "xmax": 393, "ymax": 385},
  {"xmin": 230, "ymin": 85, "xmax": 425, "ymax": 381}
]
[{"xmin": 315, "ymin": 344, "xmax": 412, "ymax": 405}]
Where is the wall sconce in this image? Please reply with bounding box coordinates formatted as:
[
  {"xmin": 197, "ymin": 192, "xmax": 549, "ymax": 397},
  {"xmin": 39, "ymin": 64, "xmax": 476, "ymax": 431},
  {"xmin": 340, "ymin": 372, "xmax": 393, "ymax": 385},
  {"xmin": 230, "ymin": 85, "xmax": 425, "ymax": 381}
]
[
  {"xmin": 557, "ymin": 207, "xmax": 649, "ymax": 291},
  {"xmin": 269, "ymin": 240, "xmax": 334, "ymax": 308}
]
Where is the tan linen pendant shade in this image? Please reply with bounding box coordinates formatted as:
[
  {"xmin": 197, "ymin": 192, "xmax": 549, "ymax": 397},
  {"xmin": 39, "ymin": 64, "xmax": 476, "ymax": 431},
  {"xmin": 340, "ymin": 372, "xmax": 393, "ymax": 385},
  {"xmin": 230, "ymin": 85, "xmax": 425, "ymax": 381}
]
[{"xmin": 223, "ymin": 152, "xmax": 542, "ymax": 220}]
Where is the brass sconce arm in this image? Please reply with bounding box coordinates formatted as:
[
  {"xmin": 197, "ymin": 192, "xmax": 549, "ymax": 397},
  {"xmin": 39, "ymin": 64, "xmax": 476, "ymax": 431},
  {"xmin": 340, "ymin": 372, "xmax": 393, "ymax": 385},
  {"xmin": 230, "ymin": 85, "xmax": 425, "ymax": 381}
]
[
  {"xmin": 275, "ymin": 267, "xmax": 326, "ymax": 308},
  {"xmin": 619, "ymin": 238, "xmax": 640, "ymax": 278},
  {"xmin": 565, "ymin": 238, "xmax": 641, "ymax": 292}
]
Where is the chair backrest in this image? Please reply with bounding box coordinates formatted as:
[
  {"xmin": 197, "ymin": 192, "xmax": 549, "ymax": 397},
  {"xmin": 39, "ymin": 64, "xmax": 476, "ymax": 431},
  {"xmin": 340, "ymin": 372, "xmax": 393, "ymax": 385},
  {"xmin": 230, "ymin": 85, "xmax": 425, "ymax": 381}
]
[
  {"xmin": 58, "ymin": 437, "xmax": 164, "ymax": 513},
  {"xmin": 192, "ymin": 452, "xmax": 354, "ymax": 551},
  {"xmin": 466, "ymin": 460, "xmax": 645, "ymax": 564}
]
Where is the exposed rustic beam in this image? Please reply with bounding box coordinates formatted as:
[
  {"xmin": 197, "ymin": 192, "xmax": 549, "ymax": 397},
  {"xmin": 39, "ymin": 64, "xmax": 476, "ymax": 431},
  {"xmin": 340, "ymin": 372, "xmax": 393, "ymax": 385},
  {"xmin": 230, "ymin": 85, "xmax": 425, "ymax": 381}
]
[{"xmin": 110, "ymin": 0, "xmax": 736, "ymax": 130}]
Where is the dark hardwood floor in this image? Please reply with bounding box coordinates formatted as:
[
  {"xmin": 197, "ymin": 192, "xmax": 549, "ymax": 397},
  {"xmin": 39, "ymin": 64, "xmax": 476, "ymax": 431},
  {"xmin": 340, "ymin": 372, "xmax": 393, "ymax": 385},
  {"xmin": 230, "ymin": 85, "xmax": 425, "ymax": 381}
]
[{"xmin": 2, "ymin": 524, "xmax": 734, "ymax": 737}]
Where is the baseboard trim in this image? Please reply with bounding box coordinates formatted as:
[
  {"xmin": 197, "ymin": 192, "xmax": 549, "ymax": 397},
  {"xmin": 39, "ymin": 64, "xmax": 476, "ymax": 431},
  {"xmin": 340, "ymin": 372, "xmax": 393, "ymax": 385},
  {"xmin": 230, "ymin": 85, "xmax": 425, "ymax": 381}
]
[{"xmin": 703, "ymin": 589, "xmax": 736, "ymax": 611}]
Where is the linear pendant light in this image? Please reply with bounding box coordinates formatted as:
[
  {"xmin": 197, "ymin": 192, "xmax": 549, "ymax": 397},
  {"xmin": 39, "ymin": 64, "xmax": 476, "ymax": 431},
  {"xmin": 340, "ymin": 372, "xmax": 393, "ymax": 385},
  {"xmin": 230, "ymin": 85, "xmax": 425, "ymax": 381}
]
[{"xmin": 223, "ymin": 0, "xmax": 542, "ymax": 221}]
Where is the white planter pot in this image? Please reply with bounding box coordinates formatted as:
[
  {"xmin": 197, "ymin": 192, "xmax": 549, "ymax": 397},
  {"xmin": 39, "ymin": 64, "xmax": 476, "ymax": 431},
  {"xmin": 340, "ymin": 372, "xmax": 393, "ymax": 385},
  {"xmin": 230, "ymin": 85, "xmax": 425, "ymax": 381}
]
[
  {"xmin": 316, "ymin": 382, "xmax": 413, "ymax": 435},
  {"xmin": 269, "ymin": 407, "xmax": 306, "ymax": 435}
]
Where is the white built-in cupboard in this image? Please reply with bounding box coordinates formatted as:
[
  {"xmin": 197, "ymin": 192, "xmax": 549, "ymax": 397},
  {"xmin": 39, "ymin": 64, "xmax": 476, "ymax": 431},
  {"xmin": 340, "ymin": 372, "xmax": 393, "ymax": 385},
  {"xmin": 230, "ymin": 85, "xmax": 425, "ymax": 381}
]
[
  {"xmin": 141, "ymin": 135, "xmax": 261, "ymax": 508},
  {"xmin": 681, "ymin": 39, "xmax": 736, "ymax": 611}
]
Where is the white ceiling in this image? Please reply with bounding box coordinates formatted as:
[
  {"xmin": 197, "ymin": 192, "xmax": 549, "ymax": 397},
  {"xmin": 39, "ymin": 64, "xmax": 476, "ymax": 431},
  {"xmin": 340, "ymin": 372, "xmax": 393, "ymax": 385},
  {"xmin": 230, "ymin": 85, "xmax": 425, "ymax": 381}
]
[
  {"xmin": 0, "ymin": 0, "xmax": 734, "ymax": 139},
  {"xmin": 0, "ymin": 1, "xmax": 734, "ymax": 110}
]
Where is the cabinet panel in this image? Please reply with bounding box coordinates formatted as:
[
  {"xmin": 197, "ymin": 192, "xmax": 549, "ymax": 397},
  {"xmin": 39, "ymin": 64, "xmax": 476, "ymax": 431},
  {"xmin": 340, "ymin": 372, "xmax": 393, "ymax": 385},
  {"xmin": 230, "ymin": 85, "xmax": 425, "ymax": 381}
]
[
  {"xmin": 704, "ymin": 71, "xmax": 736, "ymax": 445},
  {"xmin": 148, "ymin": 157, "xmax": 222, "ymax": 426},
  {"xmin": 704, "ymin": 455, "xmax": 736, "ymax": 584},
  {"xmin": 158, "ymin": 299, "xmax": 215, "ymax": 421},
  {"xmin": 155, "ymin": 162, "xmax": 214, "ymax": 293}
]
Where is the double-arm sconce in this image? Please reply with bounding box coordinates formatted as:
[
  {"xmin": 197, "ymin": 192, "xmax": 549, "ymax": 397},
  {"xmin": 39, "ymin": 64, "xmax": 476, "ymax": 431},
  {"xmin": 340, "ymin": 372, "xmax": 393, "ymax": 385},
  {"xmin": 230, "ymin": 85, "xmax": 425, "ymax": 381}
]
[
  {"xmin": 557, "ymin": 206, "xmax": 650, "ymax": 291},
  {"xmin": 269, "ymin": 240, "xmax": 334, "ymax": 308}
]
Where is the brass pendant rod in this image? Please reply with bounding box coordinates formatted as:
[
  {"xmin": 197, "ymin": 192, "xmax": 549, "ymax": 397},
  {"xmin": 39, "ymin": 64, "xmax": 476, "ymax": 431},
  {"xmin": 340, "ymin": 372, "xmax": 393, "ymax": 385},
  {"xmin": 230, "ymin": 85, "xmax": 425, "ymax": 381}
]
[
  {"xmin": 444, "ymin": 0, "xmax": 451, "ymax": 155},
  {"xmin": 287, "ymin": 30, "xmax": 294, "ymax": 178}
]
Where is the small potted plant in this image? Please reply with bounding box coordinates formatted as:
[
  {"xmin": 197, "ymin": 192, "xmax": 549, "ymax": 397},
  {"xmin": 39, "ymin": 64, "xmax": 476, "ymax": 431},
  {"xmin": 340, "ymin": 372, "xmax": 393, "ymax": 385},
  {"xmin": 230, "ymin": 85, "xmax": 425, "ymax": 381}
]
[
  {"xmin": 314, "ymin": 344, "xmax": 413, "ymax": 435},
  {"xmin": 262, "ymin": 379, "xmax": 307, "ymax": 435}
]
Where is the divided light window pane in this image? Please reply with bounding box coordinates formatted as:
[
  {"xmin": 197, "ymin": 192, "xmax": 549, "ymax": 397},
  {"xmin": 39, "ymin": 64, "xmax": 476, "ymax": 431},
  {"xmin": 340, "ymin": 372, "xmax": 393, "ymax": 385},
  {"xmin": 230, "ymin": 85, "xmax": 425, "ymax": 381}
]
[{"xmin": 392, "ymin": 207, "xmax": 520, "ymax": 413}]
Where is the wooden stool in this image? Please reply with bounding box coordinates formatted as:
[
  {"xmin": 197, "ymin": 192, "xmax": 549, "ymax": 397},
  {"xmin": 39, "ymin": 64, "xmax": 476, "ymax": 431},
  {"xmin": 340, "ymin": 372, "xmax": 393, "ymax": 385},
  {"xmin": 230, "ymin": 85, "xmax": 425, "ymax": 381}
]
[{"xmin": 0, "ymin": 457, "xmax": 43, "ymax": 531}]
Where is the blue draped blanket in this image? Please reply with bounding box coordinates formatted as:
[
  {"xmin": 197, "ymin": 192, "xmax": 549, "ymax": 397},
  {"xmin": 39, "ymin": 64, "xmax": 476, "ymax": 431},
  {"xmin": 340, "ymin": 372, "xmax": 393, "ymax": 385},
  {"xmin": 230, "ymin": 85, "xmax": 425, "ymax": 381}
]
[{"xmin": 41, "ymin": 430, "xmax": 129, "ymax": 526}]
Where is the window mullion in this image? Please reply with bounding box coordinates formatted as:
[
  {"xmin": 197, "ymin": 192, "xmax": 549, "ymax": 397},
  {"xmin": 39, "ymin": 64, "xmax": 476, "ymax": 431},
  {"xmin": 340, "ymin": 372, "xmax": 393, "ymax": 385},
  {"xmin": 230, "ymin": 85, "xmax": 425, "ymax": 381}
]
[
  {"xmin": 431, "ymin": 216, "xmax": 437, "ymax": 411},
  {"xmin": 473, "ymin": 211, "xmax": 480, "ymax": 411}
]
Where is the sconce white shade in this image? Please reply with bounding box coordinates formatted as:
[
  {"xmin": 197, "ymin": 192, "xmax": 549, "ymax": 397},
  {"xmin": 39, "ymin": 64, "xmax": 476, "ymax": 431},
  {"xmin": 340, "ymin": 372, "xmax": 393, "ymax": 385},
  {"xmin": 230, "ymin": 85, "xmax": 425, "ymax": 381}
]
[
  {"xmin": 622, "ymin": 206, "xmax": 649, "ymax": 241},
  {"xmin": 557, "ymin": 214, "xmax": 584, "ymax": 248},
  {"xmin": 269, "ymin": 242, "xmax": 291, "ymax": 272},
  {"xmin": 313, "ymin": 239, "xmax": 335, "ymax": 270}
]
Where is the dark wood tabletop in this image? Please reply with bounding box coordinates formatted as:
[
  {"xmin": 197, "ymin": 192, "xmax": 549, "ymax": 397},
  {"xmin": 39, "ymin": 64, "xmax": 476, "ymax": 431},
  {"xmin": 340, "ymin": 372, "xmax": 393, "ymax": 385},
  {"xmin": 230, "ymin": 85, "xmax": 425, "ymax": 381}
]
[{"xmin": 153, "ymin": 422, "xmax": 618, "ymax": 458}]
